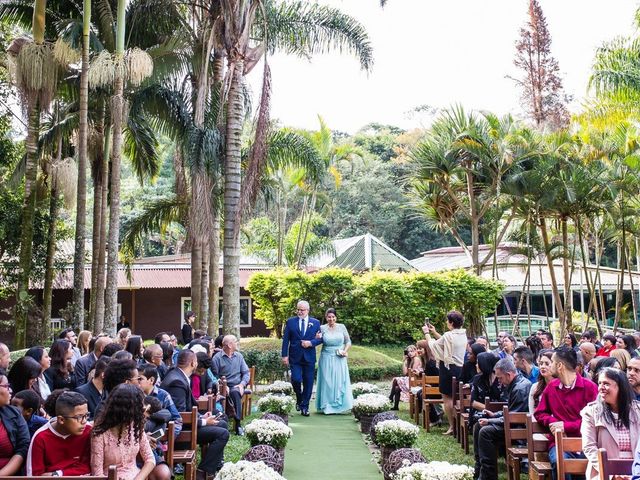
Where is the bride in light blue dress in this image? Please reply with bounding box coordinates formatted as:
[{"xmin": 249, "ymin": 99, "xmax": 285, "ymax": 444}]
[{"xmin": 315, "ymin": 308, "xmax": 353, "ymax": 414}]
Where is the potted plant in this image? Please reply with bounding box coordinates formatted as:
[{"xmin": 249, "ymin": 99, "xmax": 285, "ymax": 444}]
[
  {"xmin": 214, "ymin": 460, "xmax": 285, "ymax": 480},
  {"xmin": 351, "ymin": 393, "xmax": 392, "ymax": 434},
  {"xmin": 257, "ymin": 394, "xmax": 295, "ymax": 423},
  {"xmin": 393, "ymin": 462, "xmax": 474, "ymax": 480},
  {"xmin": 351, "ymin": 382, "xmax": 380, "ymax": 399},
  {"xmin": 374, "ymin": 419, "xmax": 420, "ymax": 465},
  {"xmin": 263, "ymin": 381, "xmax": 294, "ymax": 396},
  {"xmin": 245, "ymin": 419, "xmax": 293, "ymax": 460}
]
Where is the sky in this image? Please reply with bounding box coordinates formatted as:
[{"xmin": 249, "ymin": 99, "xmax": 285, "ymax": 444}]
[{"xmin": 250, "ymin": 0, "xmax": 639, "ymax": 134}]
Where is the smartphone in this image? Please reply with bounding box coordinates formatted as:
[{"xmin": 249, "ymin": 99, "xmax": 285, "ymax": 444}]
[
  {"xmin": 150, "ymin": 428, "xmax": 164, "ymax": 440},
  {"xmin": 424, "ymin": 318, "xmax": 431, "ymax": 327}
]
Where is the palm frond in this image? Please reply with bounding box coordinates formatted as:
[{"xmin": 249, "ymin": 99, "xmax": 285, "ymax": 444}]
[{"xmin": 124, "ymin": 110, "xmax": 161, "ymax": 184}]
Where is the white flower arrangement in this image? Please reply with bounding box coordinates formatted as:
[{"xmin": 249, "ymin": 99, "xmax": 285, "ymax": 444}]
[
  {"xmin": 257, "ymin": 394, "xmax": 295, "ymax": 415},
  {"xmin": 214, "ymin": 460, "xmax": 285, "ymax": 480},
  {"xmin": 374, "ymin": 419, "xmax": 420, "ymax": 448},
  {"xmin": 351, "ymin": 393, "xmax": 392, "ymax": 417},
  {"xmin": 352, "ymin": 382, "xmax": 380, "ymax": 398},
  {"xmin": 245, "ymin": 419, "xmax": 293, "ymax": 449},
  {"xmin": 393, "ymin": 462, "xmax": 474, "ymax": 480},
  {"xmin": 263, "ymin": 381, "xmax": 294, "ymax": 395}
]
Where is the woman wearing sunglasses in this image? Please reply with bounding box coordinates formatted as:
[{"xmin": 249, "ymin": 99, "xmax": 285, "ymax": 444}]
[{"xmin": 0, "ymin": 372, "xmax": 31, "ymax": 475}]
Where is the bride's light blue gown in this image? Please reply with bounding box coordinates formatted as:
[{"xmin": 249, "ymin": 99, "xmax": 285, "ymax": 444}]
[{"xmin": 315, "ymin": 323, "xmax": 353, "ymax": 414}]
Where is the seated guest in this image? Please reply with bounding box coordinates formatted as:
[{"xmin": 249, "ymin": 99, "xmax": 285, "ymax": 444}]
[
  {"xmin": 8, "ymin": 356, "xmax": 41, "ymax": 394},
  {"xmin": 75, "ymin": 336, "xmax": 111, "ymax": 386},
  {"xmin": 469, "ymin": 352, "xmax": 502, "ymax": 430},
  {"xmin": 499, "ymin": 335, "xmax": 517, "ymax": 360},
  {"xmin": 91, "ymin": 384, "xmax": 169, "ymax": 480},
  {"xmin": 529, "ymin": 350, "xmax": 554, "ymax": 413},
  {"xmin": 591, "ymin": 357, "xmax": 619, "ymax": 382},
  {"xmin": 193, "ymin": 352, "xmax": 215, "ymax": 398},
  {"xmin": 473, "ymin": 358, "xmax": 531, "ymax": 480},
  {"xmin": 26, "ymin": 391, "xmax": 92, "ymax": 476},
  {"xmin": 597, "ymin": 334, "xmax": 617, "ymax": 357},
  {"xmin": 535, "ymin": 347, "xmax": 598, "ymax": 480},
  {"xmin": 116, "ymin": 328, "xmax": 131, "ymax": 348},
  {"xmin": 155, "ymin": 332, "xmax": 170, "ymax": 344},
  {"xmin": 628, "ymin": 357, "xmax": 640, "ymax": 401},
  {"xmin": 514, "ymin": 346, "xmax": 540, "ymax": 383},
  {"xmin": 125, "ymin": 335, "xmax": 145, "ymax": 365},
  {"xmin": 103, "ymin": 358, "xmax": 140, "ymax": 393},
  {"xmin": 42, "ymin": 389, "xmax": 69, "ymax": 417},
  {"xmin": 618, "ymin": 335, "xmax": 639, "ymax": 359},
  {"xmin": 579, "ymin": 342, "xmax": 597, "ymax": 377},
  {"xmin": 143, "ymin": 396, "xmax": 171, "ymax": 465},
  {"xmin": 78, "ymin": 330, "xmax": 93, "ymax": 356},
  {"xmin": 75, "ymin": 356, "xmax": 110, "ymax": 420},
  {"xmin": 45, "ymin": 339, "xmax": 77, "ymax": 390},
  {"xmin": 143, "ymin": 344, "xmax": 167, "ymax": 380},
  {"xmin": 525, "ymin": 335, "xmax": 543, "ymax": 361},
  {"xmin": 24, "ymin": 346, "xmax": 52, "ymax": 400},
  {"xmin": 10, "ymin": 390, "xmax": 47, "ymax": 437},
  {"xmin": 213, "ymin": 335, "xmax": 224, "ymax": 355},
  {"xmin": 414, "ymin": 340, "xmax": 441, "ymax": 427},
  {"xmin": 563, "ymin": 333, "xmax": 580, "ymax": 352},
  {"xmin": 59, "ymin": 328, "xmax": 82, "ymax": 366},
  {"xmin": 580, "ymin": 330, "xmax": 601, "ymax": 348},
  {"xmin": 582, "ymin": 367, "xmax": 640, "ymax": 480},
  {"xmin": 611, "ymin": 348, "xmax": 631, "ymax": 372},
  {"xmin": 113, "ymin": 350, "xmax": 133, "ymax": 361},
  {"xmin": 211, "ymin": 335, "xmax": 251, "ymax": 436},
  {"xmin": 101, "ymin": 342, "xmax": 124, "ymax": 358},
  {"xmin": 161, "ymin": 349, "xmax": 229, "ymax": 478},
  {"xmin": 388, "ymin": 344, "xmax": 423, "ymax": 410},
  {"xmin": 139, "ymin": 365, "xmax": 182, "ymax": 435},
  {"xmin": 461, "ymin": 343, "xmax": 485, "ymax": 385},
  {"xmin": 539, "ymin": 331, "xmax": 554, "ymax": 350},
  {"xmin": 0, "ymin": 343, "xmax": 10, "ymax": 372},
  {"xmin": 0, "ymin": 372, "xmax": 30, "ymax": 475}
]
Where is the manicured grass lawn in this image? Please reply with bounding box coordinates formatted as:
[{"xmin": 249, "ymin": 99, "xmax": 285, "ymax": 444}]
[{"xmin": 367, "ymin": 344, "xmax": 406, "ymax": 363}]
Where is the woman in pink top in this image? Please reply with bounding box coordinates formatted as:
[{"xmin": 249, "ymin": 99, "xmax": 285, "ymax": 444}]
[{"xmin": 91, "ymin": 384, "xmax": 170, "ymax": 480}]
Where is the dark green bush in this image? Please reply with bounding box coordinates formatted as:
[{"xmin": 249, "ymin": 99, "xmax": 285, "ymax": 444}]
[{"xmin": 242, "ymin": 349, "xmax": 288, "ymax": 384}]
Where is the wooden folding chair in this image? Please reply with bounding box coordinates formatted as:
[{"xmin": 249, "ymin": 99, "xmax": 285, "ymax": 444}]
[
  {"xmin": 166, "ymin": 407, "xmax": 198, "ymax": 480},
  {"xmin": 526, "ymin": 413, "xmax": 552, "ymax": 480},
  {"xmin": 457, "ymin": 382, "xmax": 472, "ymax": 452},
  {"xmin": 421, "ymin": 375, "xmax": 443, "ymax": 431},
  {"xmin": 484, "ymin": 396, "xmax": 507, "ymax": 413},
  {"xmin": 4, "ymin": 466, "xmax": 117, "ymax": 480},
  {"xmin": 241, "ymin": 366, "xmax": 256, "ymax": 418},
  {"xmin": 408, "ymin": 371, "xmax": 422, "ymax": 419},
  {"xmin": 554, "ymin": 429, "xmax": 588, "ymax": 480},
  {"xmin": 504, "ymin": 406, "xmax": 528, "ymax": 480},
  {"xmin": 597, "ymin": 448, "xmax": 633, "ymax": 480}
]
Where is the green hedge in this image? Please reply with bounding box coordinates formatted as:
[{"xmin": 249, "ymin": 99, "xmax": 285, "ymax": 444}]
[{"xmin": 247, "ymin": 268, "xmax": 503, "ymax": 342}]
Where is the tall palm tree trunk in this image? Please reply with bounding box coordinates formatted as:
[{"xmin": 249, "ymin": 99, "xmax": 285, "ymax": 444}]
[
  {"xmin": 191, "ymin": 240, "xmax": 202, "ymax": 319},
  {"xmin": 223, "ymin": 58, "xmax": 244, "ymax": 337},
  {"xmin": 15, "ymin": 105, "xmax": 41, "ymax": 349},
  {"xmin": 43, "ymin": 185, "xmax": 60, "ymax": 341},
  {"xmin": 561, "ymin": 216, "xmax": 572, "ymax": 334},
  {"xmin": 539, "ymin": 215, "xmax": 564, "ymax": 326},
  {"xmin": 72, "ymin": 0, "xmax": 91, "ymax": 329},
  {"xmin": 94, "ymin": 127, "xmax": 111, "ymax": 334},
  {"xmin": 104, "ymin": 0, "xmax": 127, "ymax": 335},
  {"xmin": 208, "ymin": 217, "xmax": 220, "ymax": 336},
  {"xmin": 199, "ymin": 241, "xmax": 210, "ymax": 330}
]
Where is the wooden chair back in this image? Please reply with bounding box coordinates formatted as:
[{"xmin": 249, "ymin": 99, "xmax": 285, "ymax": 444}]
[
  {"xmin": 484, "ymin": 396, "xmax": 507, "ymax": 413},
  {"xmin": 526, "ymin": 414, "xmax": 550, "ymax": 461},
  {"xmin": 503, "ymin": 406, "xmax": 528, "ymax": 445},
  {"xmin": 459, "ymin": 382, "xmax": 472, "ymax": 409},
  {"xmin": 241, "ymin": 366, "xmax": 256, "ymax": 418},
  {"xmin": 179, "ymin": 406, "xmax": 198, "ymax": 450},
  {"xmin": 452, "ymin": 377, "xmax": 459, "ymax": 406},
  {"xmin": 554, "ymin": 430, "xmax": 588, "ymax": 478},
  {"xmin": 408, "ymin": 371, "xmax": 422, "ymax": 418},
  {"xmin": 597, "ymin": 448, "xmax": 633, "ymax": 480},
  {"xmin": 422, "ymin": 375, "xmax": 441, "ymax": 397},
  {"xmin": 4, "ymin": 466, "xmax": 117, "ymax": 480}
]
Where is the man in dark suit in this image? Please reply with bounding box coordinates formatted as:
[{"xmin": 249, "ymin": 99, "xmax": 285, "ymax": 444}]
[
  {"xmin": 161, "ymin": 349, "xmax": 229, "ymax": 480},
  {"xmin": 75, "ymin": 336, "xmax": 112, "ymax": 386},
  {"xmin": 75, "ymin": 357, "xmax": 109, "ymax": 420},
  {"xmin": 281, "ymin": 300, "xmax": 323, "ymax": 416}
]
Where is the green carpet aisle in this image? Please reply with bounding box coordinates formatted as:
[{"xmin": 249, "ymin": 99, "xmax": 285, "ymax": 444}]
[{"xmin": 282, "ymin": 406, "xmax": 382, "ymax": 480}]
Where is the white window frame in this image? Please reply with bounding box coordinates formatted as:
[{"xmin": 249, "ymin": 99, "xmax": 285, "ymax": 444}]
[{"xmin": 181, "ymin": 296, "xmax": 252, "ymax": 328}]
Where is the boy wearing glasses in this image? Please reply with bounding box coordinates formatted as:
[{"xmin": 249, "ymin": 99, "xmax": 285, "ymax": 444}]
[{"xmin": 26, "ymin": 391, "xmax": 92, "ymax": 476}]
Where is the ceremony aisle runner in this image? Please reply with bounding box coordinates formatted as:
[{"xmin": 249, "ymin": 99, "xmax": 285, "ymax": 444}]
[{"xmin": 283, "ymin": 406, "xmax": 382, "ymax": 480}]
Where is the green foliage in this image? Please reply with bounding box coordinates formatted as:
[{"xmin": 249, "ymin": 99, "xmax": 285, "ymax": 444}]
[
  {"xmin": 241, "ymin": 347, "xmax": 289, "ymax": 384},
  {"xmin": 247, "ymin": 268, "xmax": 503, "ymax": 341}
]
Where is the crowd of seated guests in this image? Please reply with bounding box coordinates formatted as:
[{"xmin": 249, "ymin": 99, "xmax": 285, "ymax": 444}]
[{"xmin": 0, "ymin": 324, "xmax": 252, "ymax": 479}]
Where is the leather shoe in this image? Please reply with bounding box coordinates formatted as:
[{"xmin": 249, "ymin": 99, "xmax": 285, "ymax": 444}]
[
  {"xmin": 295, "ymin": 403, "xmax": 301, "ymax": 411},
  {"xmin": 301, "ymin": 408, "xmax": 310, "ymax": 416},
  {"xmin": 196, "ymin": 469, "xmax": 211, "ymax": 480},
  {"xmin": 236, "ymin": 427, "xmax": 245, "ymax": 436}
]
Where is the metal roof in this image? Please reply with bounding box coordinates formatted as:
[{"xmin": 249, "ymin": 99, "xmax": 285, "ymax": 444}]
[{"xmin": 327, "ymin": 233, "xmax": 415, "ymax": 271}]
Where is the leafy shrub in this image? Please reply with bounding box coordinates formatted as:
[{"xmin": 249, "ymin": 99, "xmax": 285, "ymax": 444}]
[{"xmin": 242, "ymin": 349, "xmax": 288, "ymax": 384}]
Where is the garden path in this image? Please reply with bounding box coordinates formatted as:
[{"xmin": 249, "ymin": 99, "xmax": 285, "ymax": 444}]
[{"xmin": 283, "ymin": 406, "xmax": 382, "ymax": 479}]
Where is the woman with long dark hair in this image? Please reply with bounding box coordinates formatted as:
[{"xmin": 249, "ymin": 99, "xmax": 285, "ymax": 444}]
[
  {"xmin": 528, "ymin": 350, "xmax": 554, "ymax": 412},
  {"xmin": 0, "ymin": 372, "xmax": 30, "ymax": 475},
  {"xmin": 24, "ymin": 346, "xmax": 51, "ymax": 400},
  {"xmin": 125, "ymin": 335, "xmax": 144, "ymax": 364},
  {"xmin": 44, "ymin": 340, "xmax": 76, "ymax": 390},
  {"xmin": 8, "ymin": 357, "xmax": 42, "ymax": 395},
  {"xmin": 91, "ymin": 384, "xmax": 169, "ymax": 480},
  {"xmin": 460, "ymin": 343, "xmax": 486, "ymax": 384},
  {"xmin": 582, "ymin": 368, "xmax": 640, "ymax": 480},
  {"xmin": 617, "ymin": 335, "xmax": 638, "ymax": 359},
  {"xmin": 525, "ymin": 335, "xmax": 543, "ymax": 363}
]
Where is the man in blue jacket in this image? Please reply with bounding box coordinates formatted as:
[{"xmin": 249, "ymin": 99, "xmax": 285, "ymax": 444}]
[{"xmin": 281, "ymin": 300, "xmax": 323, "ymax": 416}]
